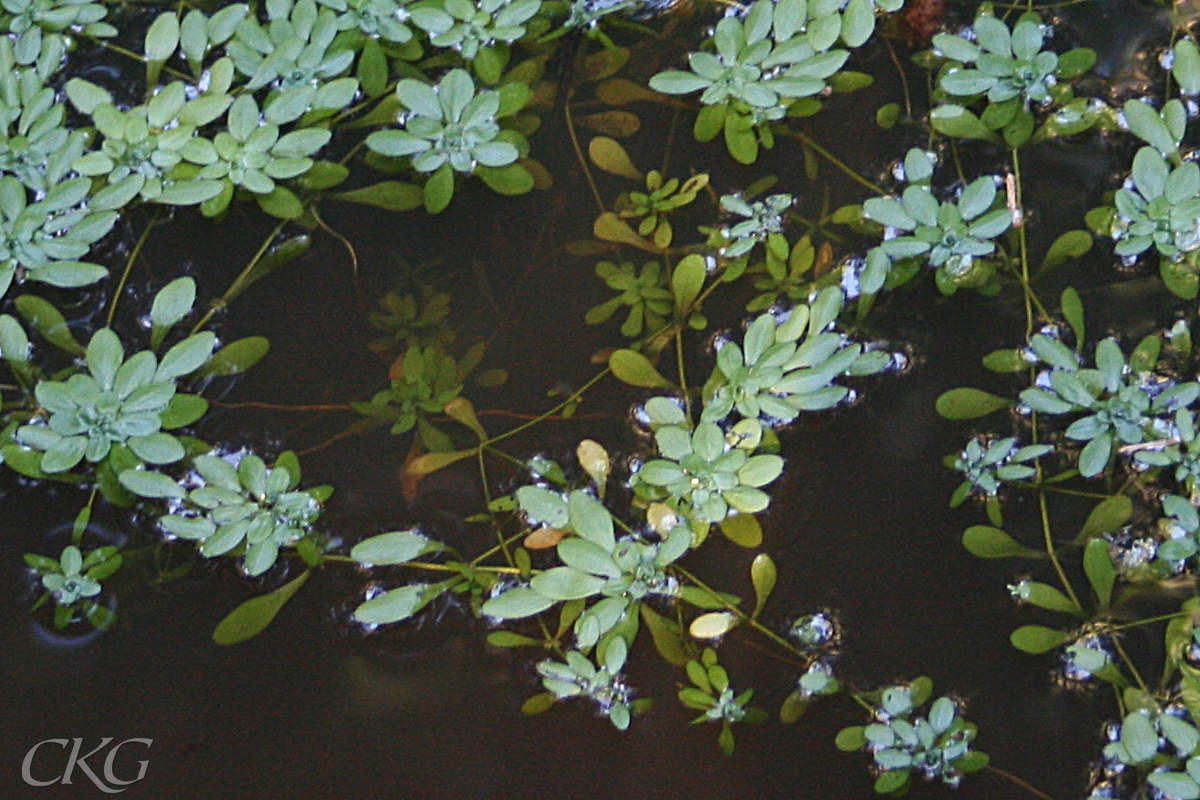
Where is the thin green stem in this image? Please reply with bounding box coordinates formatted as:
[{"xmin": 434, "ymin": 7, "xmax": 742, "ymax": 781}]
[
  {"xmin": 107, "ymin": 209, "xmax": 160, "ymax": 327},
  {"xmin": 786, "ymin": 132, "xmax": 885, "ymax": 195},
  {"xmin": 191, "ymin": 219, "xmax": 288, "ymax": 334},
  {"xmin": 1038, "ymin": 485, "xmax": 1083, "ymax": 611},
  {"xmin": 1111, "ymin": 635, "xmax": 1150, "ymax": 694},
  {"xmin": 672, "ymin": 564, "xmax": 802, "ymax": 658},
  {"xmin": 1107, "ymin": 610, "xmax": 1192, "ymax": 632},
  {"xmin": 675, "ymin": 327, "xmax": 691, "ymax": 420},
  {"xmin": 985, "ymin": 765, "xmax": 1061, "ymax": 800},
  {"xmin": 483, "ymin": 368, "xmax": 612, "ymax": 447}
]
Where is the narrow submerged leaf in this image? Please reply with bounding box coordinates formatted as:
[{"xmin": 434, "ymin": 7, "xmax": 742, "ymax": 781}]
[
  {"xmin": 750, "ymin": 553, "xmax": 776, "ymax": 620},
  {"xmin": 444, "ymin": 397, "xmax": 486, "ymax": 440},
  {"xmin": 609, "ymin": 349, "xmax": 672, "ymax": 388},
  {"xmin": 640, "ymin": 604, "xmax": 691, "ymax": 666},
  {"xmin": 1084, "ymin": 537, "xmax": 1116, "ymax": 610},
  {"xmin": 672, "ymin": 254, "xmax": 706, "ymax": 316},
  {"xmin": 1078, "ymin": 495, "xmax": 1132, "ymax": 542},
  {"xmin": 1010, "ymin": 625, "xmax": 1070, "ymax": 654},
  {"xmin": 404, "ymin": 449, "xmax": 478, "ymax": 476},
  {"xmin": 936, "ymin": 387, "xmax": 1011, "ymax": 419},
  {"xmin": 594, "ymin": 212, "xmax": 660, "ymax": 253},
  {"xmin": 195, "ymin": 337, "xmax": 270, "ymax": 377},
  {"xmin": 961, "ymin": 526, "xmax": 1038, "ymax": 559},
  {"xmin": 1042, "ymin": 231, "xmax": 1093, "ymax": 272},
  {"xmin": 982, "ymin": 348, "xmax": 1027, "ymax": 373},
  {"xmin": 1060, "ymin": 287, "xmax": 1085, "ymax": 347},
  {"xmin": 213, "ymin": 570, "xmax": 311, "ymax": 644},
  {"xmin": 15, "ymin": 295, "xmax": 84, "ymax": 355}
]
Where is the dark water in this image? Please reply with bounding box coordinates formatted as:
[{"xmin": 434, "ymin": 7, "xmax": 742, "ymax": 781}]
[{"xmin": 0, "ymin": 1, "xmax": 1186, "ymax": 798}]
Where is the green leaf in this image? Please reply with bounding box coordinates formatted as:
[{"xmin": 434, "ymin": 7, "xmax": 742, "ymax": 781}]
[
  {"xmin": 588, "ymin": 136, "xmax": 642, "ymax": 180},
  {"xmin": 936, "ymin": 387, "xmax": 1011, "ymax": 419},
  {"xmin": 486, "ymin": 631, "xmax": 540, "ymax": 648},
  {"xmin": 118, "ymin": 469, "xmax": 185, "ymax": 499},
  {"xmin": 1079, "ymin": 495, "xmax": 1132, "ymax": 542},
  {"xmin": 335, "ymin": 181, "xmax": 424, "ymax": 212},
  {"xmin": 213, "ymin": 570, "xmax": 311, "ymax": 644},
  {"xmin": 195, "ymin": 337, "xmax": 270, "ymax": 377},
  {"xmin": 1084, "ymin": 537, "xmax": 1115, "ymax": 610},
  {"xmin": 150, "ymin": 277, "xmax": 196, "ymax": 350},
  {"xmin": 257, "ymin": 186, "xmax": 305, "ymax": 219},
  {"xmin": 750, "ymin": 553, "xmax": 776, "ymax": 620},
  {"xmin": 16, "ymin": 295, "xmax": 84, "ymax": 355},
  {"xmin": 481, "ymin": 586, "xmax": 555, "ymax": 619},
  {"xmin": 672, "ymin": 254, "xmax": 706, "ymax": 317},
  {"xmin": 609, "ymin": 349, "xmax": 672, "ymax": 388},
  {"xmin": 640, "ymin": 603, "xmax": 691, "ymax": 666},
  {"xmin": 1010, "ymin": 625, "xmax": 1070, "ymax": 654},
  {"xmin": 1124, "ymin": 99, "xmax": 1179, "ymax": 157},
  {"xmin": 961, "ymin": 525, "xmax": 1038, "ymax": 558},
  {"xmin": 354, "ymin": 583, "xmax": 431, "ymax": 625},
  {"xmin": 1060, "ymin": 287, "xmax": 1085, "ymax": 346},
  {"xmin": 1014, "ymin": 581, "xmax": 1079, "ymax": 614},
  {"xmin": 1176, "ymin": 39, "xmax": 1200, "ymax": 95},
  {"xmin": 982, "ymin": 348, "xmax": 1027, "ymax": 373},
  {"xmin": 424, "ymin": 163, "xmax": 455, "ymax": 214},
  {"xmin": 529, "ymin": 566, "xmax": 606, "ymax": 600},
  {"xmin": 1162, "ymin": 257, "xmax": 1200, "ymax": 300},
  {"xmin": 477, "ymin": 163, "xmax": 535, "ymax": 196},
  {"xmin": 1042, "ymin": 231, "xmax": 1092, "ymax": 272},
  {"xmin": 351, "ymin": 530, "xmax": 432, "ymax": 565},
  {"xmin": 593, "ymin": 212, "xmax": 660, "ymax": 253},
  {"xmin": 719, "ymin": 513, "xmax": 762, "ymax": 548},
  {"xmin": 930, "ymin": 104, "xmax": 1001, "ymax": 142},
  {"xmin": 835, "ymin": 726, "xmax": 867, "ymax": 752}
]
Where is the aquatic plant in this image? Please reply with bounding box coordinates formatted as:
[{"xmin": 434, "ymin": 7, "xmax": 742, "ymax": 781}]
[
  {"xmin": 24, "ymin": 544, "xmax": 121, "ymax": 630},
  {"xmin": 132, "ymin": 451, "xmax": 330, "ymax": 576},
  {"xmin": 365, "ymin": 68, "xmax": 531, "ymax": 212},
  {"xmin": 14, "ymin": 327, "xmax": 213, "ymax": 475},
  {"xmin": 1019, "ymin": 334, "xmax": 1200, "ymax": 477},
  {"xmin": 930, "ymin": 6, "xmax": 1096, "ymax": 146}
]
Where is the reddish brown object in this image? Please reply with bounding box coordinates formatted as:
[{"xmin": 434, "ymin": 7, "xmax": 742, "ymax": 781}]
[{"xmin": 898, "ymin": 0, "xmax": 947, "ymax": 46}]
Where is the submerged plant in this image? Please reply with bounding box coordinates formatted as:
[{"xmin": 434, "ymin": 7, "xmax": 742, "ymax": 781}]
[
  {"xmin": 679, "ymin": 648, "xmax": 768, "ymax": 755},
  {"xmin": 352, "ymin": 343, "xmax": 465, "ymax": 434},
  {"xmin": 537, "ymin": 640, "xmax": 633, "ymax": 730},
  {"xmin": 584, "ymin": 260, "xmax": 672, "ymax": 338},
  {"xmin": 24, "ymin": 544, "xmax": 121, "ymax": 630}
]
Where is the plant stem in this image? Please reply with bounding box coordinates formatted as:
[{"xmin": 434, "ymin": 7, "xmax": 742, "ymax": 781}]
[
  {"xmin": 985, "ymin": 765, "xmax": 1062, "ymax": 800},
  {"xmin": 483, "ymin": 367, "xmax": 612, "ymax": 447},
  {"xmin": 672, "ymin": 564, "xmax": 802, "ymax": 659},
  {"xmin": 106, "ymin": 208, "xmax": 160, "ymax": 327},
  {"xmin": 787, "ymin": 131, "xmax": 885, "ymax": 195},
  {"xmin": 1038, "ymin": 485, "xmax": 1083, "ymax": 611},
  {"xmin": 191, "ymin": 219, "xmax": 288, "ymax": 334}
]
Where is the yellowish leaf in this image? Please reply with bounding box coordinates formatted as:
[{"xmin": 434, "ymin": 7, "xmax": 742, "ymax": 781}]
[{"xmin": 588, "ymin": 136, "xmax": 643, "ymax": 180}]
